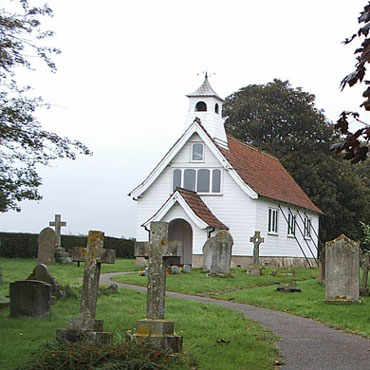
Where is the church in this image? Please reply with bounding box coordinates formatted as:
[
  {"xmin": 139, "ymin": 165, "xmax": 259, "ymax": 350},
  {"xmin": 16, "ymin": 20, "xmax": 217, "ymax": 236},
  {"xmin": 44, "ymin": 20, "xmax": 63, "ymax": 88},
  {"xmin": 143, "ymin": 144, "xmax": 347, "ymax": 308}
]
[{"xmin": 129, "ymin": 75, "xmax": 322, "ymax": 268}]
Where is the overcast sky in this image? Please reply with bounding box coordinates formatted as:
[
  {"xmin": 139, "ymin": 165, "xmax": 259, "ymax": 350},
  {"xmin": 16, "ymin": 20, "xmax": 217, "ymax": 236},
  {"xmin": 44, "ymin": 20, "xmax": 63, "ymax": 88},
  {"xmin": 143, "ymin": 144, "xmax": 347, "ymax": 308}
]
[{"xmin": 1, "ymin": 0, "xmax": 370, "ymax": 238}]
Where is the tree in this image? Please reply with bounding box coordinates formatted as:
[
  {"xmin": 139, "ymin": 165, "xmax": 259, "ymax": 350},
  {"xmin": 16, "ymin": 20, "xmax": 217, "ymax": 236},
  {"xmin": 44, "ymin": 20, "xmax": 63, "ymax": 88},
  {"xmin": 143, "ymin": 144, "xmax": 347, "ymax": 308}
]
[
  {"xmin": 223, "ymin": 79, "xmax": 370, "ymax": 243},
  {"xmin": 330, "ymin": 2, "xmax": 370, "ymax": 162},
  {"xmin": 0, "ymin": 1, "xmax": 90, "ymax": 213}
]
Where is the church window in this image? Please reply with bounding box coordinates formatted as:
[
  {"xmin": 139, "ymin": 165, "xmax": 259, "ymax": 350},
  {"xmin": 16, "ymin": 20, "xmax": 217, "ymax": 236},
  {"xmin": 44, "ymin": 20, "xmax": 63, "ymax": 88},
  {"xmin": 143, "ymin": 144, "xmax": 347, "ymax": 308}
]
[
  {"xmin": 268, "ymin": 208, "xmax": 278, "ymax": 234},
  {"xmin": 173, "ymin": 169, "xmax": 181, "ymax": 190},
  {"xmin": 304, "ymin": 217, "xmax": 312, "ymax": 239},
  {"xmin": 212, "ymin": 169, "xmax": 221, "ymax": 192},
  {"xmin": 195, "ymin": 101, "xmax": 207, "ymax": 112},
  {"xmin": 287, "ymin": 213, "xmax": 296, "ymax": 236},
  {"xmin": 191, "ymin": 143, "xmax": 204, "ymax": 161},
  {"xmin": 184, "ymin": 169, "xmax": 196, "ymax": 191},
  {"xmin": 197, "ymin": 169, "xmax": 210, "ymax": 192},
  {"xmin": 215, "ymin": 103, "xmax": 219, "ymax": 114}
]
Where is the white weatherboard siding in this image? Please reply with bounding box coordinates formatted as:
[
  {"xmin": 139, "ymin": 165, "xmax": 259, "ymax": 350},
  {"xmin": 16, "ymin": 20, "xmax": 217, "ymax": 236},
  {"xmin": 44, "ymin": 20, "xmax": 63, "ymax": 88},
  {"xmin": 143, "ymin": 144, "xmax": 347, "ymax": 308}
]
[{"xmin": 256, "ymin": 198, "xmax": 319, "ymax": 258}]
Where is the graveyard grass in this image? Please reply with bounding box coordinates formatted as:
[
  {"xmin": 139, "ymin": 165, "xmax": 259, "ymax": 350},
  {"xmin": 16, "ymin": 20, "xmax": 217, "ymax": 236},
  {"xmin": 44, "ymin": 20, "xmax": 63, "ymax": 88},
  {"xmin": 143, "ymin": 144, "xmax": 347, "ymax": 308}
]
[
  {"xmin": 114, "ymin": 266, "xmax": 370, "ymax": 338},
  {"xmin": 0, "ymin": 258, "xmax": 278, "ymax": 370}
]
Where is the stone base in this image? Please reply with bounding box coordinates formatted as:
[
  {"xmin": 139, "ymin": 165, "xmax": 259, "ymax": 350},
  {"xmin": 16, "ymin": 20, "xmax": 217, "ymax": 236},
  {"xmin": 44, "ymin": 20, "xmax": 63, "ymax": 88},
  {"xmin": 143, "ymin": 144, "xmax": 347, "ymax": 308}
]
[
  {"xmin": 55, "ymin": 247, "xmax": 72, "ymax": 264},
  {"xmin": 247, "ymin": 266, "xmax": 262, "ymax": 275},
  {"xmin": 56, "ymin": 328, "xmax": 112, "ymax": 344},
  {"xmin": 134, "ymin": 319, "xmax": 182, "ymax": 353},
  {"xmin": 324, "ymin": 297, "xmax": 361, "ymax": 304},
  {"xmin": 276, "ymin": 286, "xmax": 301, "ymax": 292}
]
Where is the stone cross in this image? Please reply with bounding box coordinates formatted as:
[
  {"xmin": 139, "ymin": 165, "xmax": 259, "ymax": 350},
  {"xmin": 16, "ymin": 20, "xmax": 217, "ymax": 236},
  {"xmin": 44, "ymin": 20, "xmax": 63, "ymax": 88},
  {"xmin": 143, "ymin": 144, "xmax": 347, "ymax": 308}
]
[
  {"xmin": 49, "ymin": 214, "xmax": 67, "ymax": 247},
  {"xmin": 250, "ymin": 231, "xmax": 264, "ymax": 265},
  {"xmin": 135, "ymin": 222, "xmax": 181, "ymax": 320},
  {"xmin": 72, "ymin": 231, "xmax": 115, "ymax": 319}
]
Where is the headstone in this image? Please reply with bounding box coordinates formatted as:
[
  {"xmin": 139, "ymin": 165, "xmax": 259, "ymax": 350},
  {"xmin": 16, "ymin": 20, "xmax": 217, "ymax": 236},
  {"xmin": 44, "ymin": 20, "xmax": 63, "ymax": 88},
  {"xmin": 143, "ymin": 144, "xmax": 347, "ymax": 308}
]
[
  {"xmin": 27, "ymin": 264, "xmax": 59, "ymax": 303},
  {"xmin": 203, "ymin": 230, "xmax": 233, "ymax": 276},
  {"xmin": 247, "ymin": 231, "xmax": 264, "ymax": 275},
  {"xmin": 171, "ymin": 265, "xmax": 180, "ymax": 274},
  {"xmin": 49, "ymin": 214, "xmax": 72, "ymax": 264},
  {"xmin": 134, "ymin": 222, "xmax": 183, "ymax": 352},
  {"xmin": 183, "ymin": 264, "xmax": 191, "ymax": 273},
  {"xmin": 360, "ymin": 254, "xmax": 370, "ymax": 297},
  {"xmin": 318, "ymin": 247, "xmax": 326, "ymax": 285},
  {"xmin": 56, "ymin": 231, "xmax": 116, "ymax": 343},
  {"xmin": 325, "ymin": 234, "xmax": 360, "ymax": 302},
  {"xmin": 37, "ymin": 227, "xmax": 56, "ymax": 265},
  {"xmin": 10, "ymin": 280, "xmax": 51, "ymax": 317}
]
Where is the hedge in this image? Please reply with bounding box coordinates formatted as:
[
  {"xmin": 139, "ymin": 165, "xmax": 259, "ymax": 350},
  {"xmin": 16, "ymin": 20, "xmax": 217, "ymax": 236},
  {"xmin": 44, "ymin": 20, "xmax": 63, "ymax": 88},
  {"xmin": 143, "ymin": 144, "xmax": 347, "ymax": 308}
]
[{"xmin": 0, "ymin": 232, "xmax": 135, "ymax": 259}]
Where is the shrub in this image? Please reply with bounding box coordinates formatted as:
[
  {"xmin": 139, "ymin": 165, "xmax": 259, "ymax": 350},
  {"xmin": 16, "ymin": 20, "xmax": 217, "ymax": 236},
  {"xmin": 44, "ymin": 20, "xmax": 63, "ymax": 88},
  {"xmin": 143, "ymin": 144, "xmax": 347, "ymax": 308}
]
[
  {"xmin": 0, "ymin": 233, "xmax": 135, "ymax": 259},
  {"xmin": 15, "ymin": 340, "xmax": 193, "ymax": 370}
]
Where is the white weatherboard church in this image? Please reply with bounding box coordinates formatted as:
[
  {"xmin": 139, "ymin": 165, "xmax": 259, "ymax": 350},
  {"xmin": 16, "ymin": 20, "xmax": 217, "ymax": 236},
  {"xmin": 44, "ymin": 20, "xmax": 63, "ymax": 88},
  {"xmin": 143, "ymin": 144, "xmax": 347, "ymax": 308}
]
[{"xmin": 129, "ymin": 75, "xmax": 322, "ymax": 268}]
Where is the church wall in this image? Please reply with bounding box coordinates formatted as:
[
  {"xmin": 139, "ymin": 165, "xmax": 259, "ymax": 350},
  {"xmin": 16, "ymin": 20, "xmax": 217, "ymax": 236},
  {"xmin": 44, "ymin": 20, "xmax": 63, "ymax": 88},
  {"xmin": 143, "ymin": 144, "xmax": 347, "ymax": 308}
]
[{"xmin": 255, "ymin": 197, "xmax": 319, "ymax": 260}]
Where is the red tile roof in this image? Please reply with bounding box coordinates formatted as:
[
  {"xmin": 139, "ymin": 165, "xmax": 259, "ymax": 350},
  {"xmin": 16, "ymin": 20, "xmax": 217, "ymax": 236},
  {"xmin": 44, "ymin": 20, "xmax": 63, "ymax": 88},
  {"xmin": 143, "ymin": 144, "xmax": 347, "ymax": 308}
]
[
  {"xmin": 176, "ymin": 188, "xmax": 228, "ymax": 229},
  {"xmin": 219, "ymin": 136, "xmax": 323, "ymax": 214}
]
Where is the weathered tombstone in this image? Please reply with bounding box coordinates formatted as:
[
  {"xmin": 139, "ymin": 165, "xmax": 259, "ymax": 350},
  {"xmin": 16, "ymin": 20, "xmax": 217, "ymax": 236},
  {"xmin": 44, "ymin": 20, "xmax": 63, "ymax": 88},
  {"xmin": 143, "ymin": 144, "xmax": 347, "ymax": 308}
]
[
  {"xmin": 10, "ymin": 280, "xmax": 51, "ymax": 317},
  {"xmin": 360, "ymin": 254, "xmax": 370, "ymax": 297},
  {"xmin": 56, "ymin": 231, "xmax": 116, "ymax": 343},
  {"xmin": 27, "ymin": 264, "xmax": 59, "ymax": 303},
  {"xmin": 134, "ymin": 222, "xmax": 183, "ymax": 352},
  {"xmin": 247, "ymin": 231, "xmax": 264, "ymax": 275},
  {"xmin": 183, "ymin": 264, "xmax": 191, "ymax": 274},
  {"xmin": 171, "ymin": 265, "xmax": 180, "ymax": 274},
  {"xmin": 325, "ymin": 234, "xmax": 360, "ymax": 302},
  {"xmin": 318, "ymin": 247, "xmax": 326, "ymax": 286},
  {"xmin": 49, "ymin": 214, "xmax": 72, "ymax": 264},
  {"xmin": 37, "ymin": 227, "xmax": 56, "ymax": 265},
  {"xmin": 202, "ymin": 231, "xmax": 233, "ymax": 276}
]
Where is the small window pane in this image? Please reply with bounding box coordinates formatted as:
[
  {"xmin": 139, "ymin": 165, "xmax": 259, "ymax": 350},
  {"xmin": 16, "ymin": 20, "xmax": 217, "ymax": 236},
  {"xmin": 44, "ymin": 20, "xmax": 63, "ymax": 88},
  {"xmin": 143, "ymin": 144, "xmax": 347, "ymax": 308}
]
[
  {"xmin": 269, "ymin": 208, "xmax": 278, "ymax": 233},
  {"xmin": 197, "ymin": 169, "xmax": 210, "ymax": 192},
  {"xmin": 184, "ymin": 169, "xmax": 196, "ymax": 191},
  {"xmin": 212, "ymin": 169, "xmax": 221, "ymax": 193},
  {"xmin": 192, "ymin": 143, "xmax": 204, "ymax": 161},
  {"xmin": 173, "ymin": 169, "xmax": 181, "ymax": 191}
]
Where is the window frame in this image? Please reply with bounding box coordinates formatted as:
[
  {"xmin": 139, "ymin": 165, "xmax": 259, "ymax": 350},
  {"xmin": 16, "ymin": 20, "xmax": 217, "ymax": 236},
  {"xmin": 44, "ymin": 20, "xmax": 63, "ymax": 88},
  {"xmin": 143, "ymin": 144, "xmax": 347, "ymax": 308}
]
[
  {"xmin": 172, "ymin": 168, "xmax": 222, "ymax": 195},
  {"xmin": 304, "ymin": 217, "xmax": 312, "ymax": 239},
  {"xmin": 287, "ymin": 213, "xmax": 296, "ymax": 237},
  {"xmin": 190, "ymin": 142, "xmax": 205, "ymax": 162},
  {"xmin": 268, "ymin": 207, "xmax": 278, "ymax": 235}
]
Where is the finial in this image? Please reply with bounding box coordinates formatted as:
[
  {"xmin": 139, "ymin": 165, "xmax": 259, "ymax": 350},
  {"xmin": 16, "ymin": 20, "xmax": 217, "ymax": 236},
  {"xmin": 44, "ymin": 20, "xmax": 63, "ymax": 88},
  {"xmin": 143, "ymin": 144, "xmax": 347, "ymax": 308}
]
[{"xmin": 196, "ymin": 71, "xmax": 215, "ymax": 80}]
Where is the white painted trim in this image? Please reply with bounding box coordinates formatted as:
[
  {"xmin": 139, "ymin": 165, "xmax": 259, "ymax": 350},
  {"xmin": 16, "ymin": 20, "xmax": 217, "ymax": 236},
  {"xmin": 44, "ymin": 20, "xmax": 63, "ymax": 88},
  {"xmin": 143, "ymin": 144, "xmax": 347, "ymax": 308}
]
[
  {"xmin": 129, "ymin": 119, "xmax": 258, "ymax": 200},
  {"xmin": 142, "ymin": 191, "xmax": 209, "ymax": 229}
]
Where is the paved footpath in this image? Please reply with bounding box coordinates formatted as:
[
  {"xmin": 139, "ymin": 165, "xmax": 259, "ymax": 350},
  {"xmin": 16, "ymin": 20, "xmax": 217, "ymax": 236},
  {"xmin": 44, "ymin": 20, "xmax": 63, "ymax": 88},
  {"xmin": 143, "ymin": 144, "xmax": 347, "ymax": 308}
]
[{"xmin": 101, "ymin": 272, "xmax": 370, "ymax": 370}]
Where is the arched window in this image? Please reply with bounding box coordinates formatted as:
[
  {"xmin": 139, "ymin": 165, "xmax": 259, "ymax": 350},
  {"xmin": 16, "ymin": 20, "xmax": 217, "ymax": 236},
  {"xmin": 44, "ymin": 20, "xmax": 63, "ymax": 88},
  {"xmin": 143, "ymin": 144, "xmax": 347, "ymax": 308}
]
[
  {"xmin": 195, "ymin": 101, "xmax": 207, "ymax": 112},
  {"xmin": 215, "ymin": 103, "xmax": 219, "ymax": 114}
]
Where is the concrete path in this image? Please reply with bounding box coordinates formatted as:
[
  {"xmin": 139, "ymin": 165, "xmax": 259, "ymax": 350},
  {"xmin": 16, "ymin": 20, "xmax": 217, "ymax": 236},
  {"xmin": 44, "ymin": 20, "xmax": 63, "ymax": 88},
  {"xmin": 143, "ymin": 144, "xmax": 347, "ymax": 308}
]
[{"xmin": 101, "ymin": 272, "xmax": 370, "ymax": 370}]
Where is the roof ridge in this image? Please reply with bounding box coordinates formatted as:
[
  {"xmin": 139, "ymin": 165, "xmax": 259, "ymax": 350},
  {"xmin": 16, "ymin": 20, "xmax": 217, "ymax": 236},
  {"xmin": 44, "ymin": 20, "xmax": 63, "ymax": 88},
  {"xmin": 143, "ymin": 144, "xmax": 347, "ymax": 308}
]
[{"xmin": 227, "ymin": 135, "xmax": 280, "ymax": 162}]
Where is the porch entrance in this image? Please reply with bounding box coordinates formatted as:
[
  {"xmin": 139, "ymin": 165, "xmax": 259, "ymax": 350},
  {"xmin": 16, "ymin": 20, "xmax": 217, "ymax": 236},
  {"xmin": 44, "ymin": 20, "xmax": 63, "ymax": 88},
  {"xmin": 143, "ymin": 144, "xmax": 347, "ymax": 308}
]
[{"xmin": 168, "ymin": 219, "xmax": 193, "ymax": 265}]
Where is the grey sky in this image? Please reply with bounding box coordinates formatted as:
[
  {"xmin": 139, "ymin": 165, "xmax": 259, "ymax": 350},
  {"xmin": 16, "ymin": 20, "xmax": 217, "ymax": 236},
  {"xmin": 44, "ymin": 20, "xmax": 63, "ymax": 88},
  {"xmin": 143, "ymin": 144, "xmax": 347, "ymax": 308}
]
[{"xmin": 1, "ymin": 0, "xmax": 369, "ymax": 238}]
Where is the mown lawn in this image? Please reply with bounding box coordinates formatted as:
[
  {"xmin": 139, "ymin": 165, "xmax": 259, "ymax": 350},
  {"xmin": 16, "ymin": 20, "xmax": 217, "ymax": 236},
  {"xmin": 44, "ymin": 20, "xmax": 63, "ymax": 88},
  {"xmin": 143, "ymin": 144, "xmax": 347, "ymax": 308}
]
[{"xmin": 0, "ymin": 258, "xmax": 278, "ymax": 370}]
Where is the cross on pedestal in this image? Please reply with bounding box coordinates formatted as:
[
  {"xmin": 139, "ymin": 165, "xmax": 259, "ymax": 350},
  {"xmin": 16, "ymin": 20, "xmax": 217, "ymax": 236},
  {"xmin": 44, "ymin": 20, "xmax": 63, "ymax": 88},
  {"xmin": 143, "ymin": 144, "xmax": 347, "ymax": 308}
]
[
  {"xmin": 134, "ymin": 221, "xmax": 183, "ymax": 352},
  {"xmin": 250, "ymin": 231, "xmax": 264, "ymax": 266},
  {"xmin": 135, "ymin": 222, "xmax": 182, "ymax": 319},
  {"xmin": 49, "ymin": 214, "xmax": 67, "ymax": 247},
  {"xmin": 56, "ymin": 230, "xmax": 115, "ymax": 343}
]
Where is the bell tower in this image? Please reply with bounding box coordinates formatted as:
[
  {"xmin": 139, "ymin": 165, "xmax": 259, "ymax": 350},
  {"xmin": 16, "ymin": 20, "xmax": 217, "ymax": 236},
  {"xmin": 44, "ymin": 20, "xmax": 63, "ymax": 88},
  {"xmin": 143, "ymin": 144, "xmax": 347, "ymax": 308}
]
[{"xmin": 185, "ymin": 74, "xmax": 228, "ymax": 149}]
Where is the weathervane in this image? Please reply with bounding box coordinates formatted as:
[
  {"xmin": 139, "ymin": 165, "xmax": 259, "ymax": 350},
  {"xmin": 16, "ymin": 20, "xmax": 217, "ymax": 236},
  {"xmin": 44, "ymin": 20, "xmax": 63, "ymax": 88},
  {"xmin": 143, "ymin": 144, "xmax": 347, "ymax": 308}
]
[{"xmin": 197, "ymin": 71, "xmax": 216, "ymax": 79}]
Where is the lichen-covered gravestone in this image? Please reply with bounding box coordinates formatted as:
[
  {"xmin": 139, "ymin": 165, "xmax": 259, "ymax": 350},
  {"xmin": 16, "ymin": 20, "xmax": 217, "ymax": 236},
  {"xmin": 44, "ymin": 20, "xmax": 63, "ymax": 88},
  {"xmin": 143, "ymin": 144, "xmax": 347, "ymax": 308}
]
[
  {"xmin": 202, "ymin": 230, "xmax": 233, "ymax": 276},
  {"xmin": 134, "ymin": 222, "xmax": 183, "ymax": 352},
  {"xmin": 325, "ymin": 234, "xmax": 360, "ymax": 302},
  {"xmin": 37, "ymin": 227, "xmax": 56, "ymax": 265},
  {"xmin": 27, "ymin": 264, "xmax": 59, "ymax": 303},
  {"xmin": 56, "ymin": 231, "xmax": 116, "ymax": 343},
  {"xmin": 360, "ymin": 254, "xmax": 370, "ymax": 297},
  {"xmin": 247, "ymin": 231, "xmax": 264, "ymax": 275}
]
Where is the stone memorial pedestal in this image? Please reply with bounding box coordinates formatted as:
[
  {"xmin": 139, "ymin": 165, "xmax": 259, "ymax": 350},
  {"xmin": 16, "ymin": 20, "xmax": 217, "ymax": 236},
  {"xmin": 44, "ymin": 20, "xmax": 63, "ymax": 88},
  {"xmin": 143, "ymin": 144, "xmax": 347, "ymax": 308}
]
[{"xmin": 247, "ymin": 266, "xmax": 263, "ymax": 275}]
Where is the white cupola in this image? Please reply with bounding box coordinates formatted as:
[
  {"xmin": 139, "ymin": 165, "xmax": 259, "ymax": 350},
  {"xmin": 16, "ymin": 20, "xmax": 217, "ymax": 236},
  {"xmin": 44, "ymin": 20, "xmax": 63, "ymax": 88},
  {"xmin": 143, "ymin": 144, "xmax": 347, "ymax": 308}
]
[{"xmin": 185, "ymin": 73, "xmax": 228, "ymax": 149}]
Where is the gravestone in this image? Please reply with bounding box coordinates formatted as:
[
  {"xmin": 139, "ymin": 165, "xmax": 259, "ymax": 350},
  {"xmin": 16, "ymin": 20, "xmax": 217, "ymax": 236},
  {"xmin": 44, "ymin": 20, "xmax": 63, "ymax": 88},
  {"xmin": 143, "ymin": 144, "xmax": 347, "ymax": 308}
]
[
  {"xmin": 27, "ymin": 264, "xmax": 59, "ymax": 303},
  {"xmin": 183, "ymin": 264, "xmax": 191, "ymax": 273},
  {"xmin": 49, "ymin": 214, "xmax": 72, "ymax": 264},
  {"xmin": 360, "ymin": 254, "xmax": 370, "ymax": 297},
  {"xmin": 247, "ymin": 231, "xmax": 264, "ymax": 275},
  {"xmin": 171, "ymin": 265, "xmax": 180, "ymax": 274},
  {"xmin": 202, "ymin": 230, "xmax": 233, "ymax": 276},
  {"xmin": 325, "ymin": 234, "xmax": 360, "ymax": 302},
  {"xmin": 37, "ymin": 227, "xmax": 56, "ymax": 265},
  {"xmin": 318, "ymin": 247, "xmax": 326, "ymax": 286},
  {"xmin": 10, "ymin": 280, "xmax": 51, "ymax": 317},
  {"xmin": 134, "ymin": 222, "xmax": 183, "ymax": 352},
  {"xmin": 56, "ymin": 231, "xmax": 116, "ymax": 343}
]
